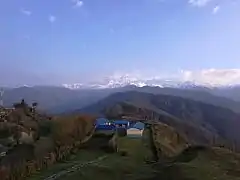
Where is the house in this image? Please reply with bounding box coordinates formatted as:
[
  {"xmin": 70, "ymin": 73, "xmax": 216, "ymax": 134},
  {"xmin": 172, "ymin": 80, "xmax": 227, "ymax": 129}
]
[
  {"xmin": 95, "ymin": 118, "xmax": 112, "ymax": 125},
  {"xmin": 95, "ymin": 118, "xmax": 115, "ymax": 131},
  {"xmin": 133, "ymin": 122, "xmax": 145, "ymax": 130},
  {"xmin": 127, "ymin": 128, "xmax": 143, "ymax": 138},
  {"xmin": 112, "ymin": 120, "xmax": 130, "ymax": 128}
]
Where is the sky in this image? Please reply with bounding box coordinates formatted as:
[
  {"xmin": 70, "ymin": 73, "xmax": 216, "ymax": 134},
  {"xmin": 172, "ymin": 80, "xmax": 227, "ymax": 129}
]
[{"xmin": 0, "ymin": 0, "xmax": 240, "ymax": 86}]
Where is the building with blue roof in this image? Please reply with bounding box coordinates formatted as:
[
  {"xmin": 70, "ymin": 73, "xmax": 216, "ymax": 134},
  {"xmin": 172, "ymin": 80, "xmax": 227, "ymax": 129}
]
[
  {"xmin": 96, "ymin": 118, "xmax": 110, "ymax": 125},
  {"xmin": 95, "ymin": 118, "xmax": 143, "ymax": 131},
  {"xmin": 95, "ymin": 118, "xmax": 115, "ymax": 131},
  {"xmin": 133, "ymin": 122, "xmax": 145, "ymax": 130},
  {"xmin": 112, "ymin": 120, "xmax": 130, "ymax": 128}
]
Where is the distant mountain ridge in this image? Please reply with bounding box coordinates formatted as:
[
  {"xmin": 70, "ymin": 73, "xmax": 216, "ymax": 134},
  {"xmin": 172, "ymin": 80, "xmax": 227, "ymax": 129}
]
[{"xmin": 1, "ymin": 84, "xmax": 240, "ymax": 114}]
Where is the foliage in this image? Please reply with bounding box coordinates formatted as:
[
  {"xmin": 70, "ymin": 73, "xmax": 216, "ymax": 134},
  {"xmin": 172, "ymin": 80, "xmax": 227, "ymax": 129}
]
[
  {"xmin": 0, "ymin": 99, "xmax": 97, "ymax": 180},
  {"xmin": 116, "ymin": 128, "xmax": 127, "ymax": 137},
  {"xmin": 52, "ymin": 114, "xmax": 95, "ymax": 146},
  {"xmin": 38, "ymin": 121, "xmax": 53, "ymax": 137},
  {"xmin": 27, "ymin": 137, "xmax": 156, "ymax": 180}
]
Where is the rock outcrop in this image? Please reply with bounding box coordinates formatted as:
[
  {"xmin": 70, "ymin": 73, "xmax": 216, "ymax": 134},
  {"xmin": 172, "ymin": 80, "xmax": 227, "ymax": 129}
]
[{"xmin": 150, "ymin": 122, "xmax": 189, "ymax": 159}]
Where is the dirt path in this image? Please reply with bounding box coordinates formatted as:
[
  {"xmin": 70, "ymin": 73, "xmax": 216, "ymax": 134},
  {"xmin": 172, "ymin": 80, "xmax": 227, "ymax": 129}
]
[
  {"xmin": 42, "ymin": 127, "xmax": 107, "ymax": 180},
  {"xmin": 81, "ymin": 127, "xmax": 96, "ymax": 144},
  {"xmin": 43, "ymin": 155, "xmax": 108, "ymax": 180}
]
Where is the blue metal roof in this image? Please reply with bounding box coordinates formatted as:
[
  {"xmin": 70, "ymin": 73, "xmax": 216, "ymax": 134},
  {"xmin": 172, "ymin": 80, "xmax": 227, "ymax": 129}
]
[
  {"xmin": 95, "ymin": 124, "xmax": 116, "ymax": 130},
  {"xmin": 133, "ymin": 122, "xmax": 144, "ymax": 130},
  {"xmin": 112, "ymin": 120, "xmax": 130, "ymax": 124},
  {"xmin": 95, "ymin": 118, "xmax": 133, "ymax": 131},
  {"xmin": 96, "ymin": 118, "xmax": 110, "ymax": 125}
]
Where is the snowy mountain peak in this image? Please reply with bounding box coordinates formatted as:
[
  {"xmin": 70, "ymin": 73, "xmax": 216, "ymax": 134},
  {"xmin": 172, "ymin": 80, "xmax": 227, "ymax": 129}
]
[{"xmin": 62, "ymin": 75, "xmax": 205, "ymax": 90}]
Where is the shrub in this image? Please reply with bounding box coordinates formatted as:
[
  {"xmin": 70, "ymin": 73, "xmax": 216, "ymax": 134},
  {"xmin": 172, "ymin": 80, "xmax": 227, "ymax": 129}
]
[
  {"xmin": 38, "ymin": 121, "xmax": 53, "ymax": 137},
  {"xmin": 51, "ymin": 114, "xmax": 95, "ymax": 161},
  {"xmin": 118, "ymin": 150, "xmax": 128, "ymax": 156},
  {"xmin": 116, "ymin": 128, "xmax": 127, "ymax": 137},
  {"xmin": 0, "ymin": 112, "xmax": 96, "ymax": 180},
  {"xmin": 52, "ymin": 115, "xmax": 95, "ymax": 146}
]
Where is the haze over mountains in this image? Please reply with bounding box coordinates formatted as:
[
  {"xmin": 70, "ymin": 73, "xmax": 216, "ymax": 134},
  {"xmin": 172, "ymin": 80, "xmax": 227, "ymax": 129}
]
[
  {"xmin": 3, "ymin": 81, "xmax": 240, "ymax": 150},
  {"xmin": 1, "ymin": 82, "xmax": 240, "ymax": 114}
]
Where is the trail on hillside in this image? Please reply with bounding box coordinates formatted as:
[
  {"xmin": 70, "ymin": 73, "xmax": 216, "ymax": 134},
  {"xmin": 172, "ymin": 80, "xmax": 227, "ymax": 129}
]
[
  {"xmin": 81, "ymin": 126, "xmax": 96, "ymax": 144},
  {"xmin": 28, "ymin": 136, "xmax": 154, "ymax": 180},
  {"xmin": 43, "ymin": 155, "xmax": 108, "ymax": 180}
]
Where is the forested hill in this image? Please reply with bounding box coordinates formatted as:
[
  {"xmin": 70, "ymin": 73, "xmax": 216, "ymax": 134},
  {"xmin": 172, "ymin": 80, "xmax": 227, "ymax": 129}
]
[{"xmin": 79, "ymin": 91, "xmax": 240, "ymax": 151}]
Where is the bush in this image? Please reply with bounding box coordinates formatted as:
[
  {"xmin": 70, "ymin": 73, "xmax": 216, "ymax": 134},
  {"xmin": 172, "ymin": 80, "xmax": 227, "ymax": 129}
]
[
  {"xmin": 118, "ymin": 150, "xmax": 128, "ymax": 156},
  {"xmin": 0, "ymin": 122, "xmax": 15, "ymax": 139},
  {"xmin": 0, "ymin": 112, "xmax": 96, "ymax": 180},
  {"xmin": 38, "ymin": 121, "xmax": 53, "ymax": 137},
  {"xmin": 51, "ymin": 114, "xmax": 95, "ymax": 161},
  {"xmin": 52, "ymin": 115, "xmax": 95, "ymax": 146},
  {"xmin": 116, "ymin": 128, "xmax": 127, "ymax": 137}
]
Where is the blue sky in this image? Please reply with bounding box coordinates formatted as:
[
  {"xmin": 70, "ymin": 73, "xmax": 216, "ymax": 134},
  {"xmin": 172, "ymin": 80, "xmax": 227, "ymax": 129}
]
[{"xmin": 0, "ymin": 0, "xmax": 240, "ymax": 86}]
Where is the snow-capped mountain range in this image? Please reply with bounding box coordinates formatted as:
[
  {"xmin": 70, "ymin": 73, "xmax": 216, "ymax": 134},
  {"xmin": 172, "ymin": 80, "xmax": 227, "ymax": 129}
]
[{"xmin": 62, "ymin": 74, "xmax": 231, "ymax": 90}]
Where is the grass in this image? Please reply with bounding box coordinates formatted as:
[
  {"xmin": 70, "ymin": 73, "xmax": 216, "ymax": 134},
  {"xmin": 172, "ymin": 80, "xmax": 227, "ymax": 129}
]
[
  {"xmin": 151, "ymin": 147, "xmax": 240, "ymax": 180},
  {"xmin": 28, "ymin": 135, "xmax": 240, "ymax": 180},
  {"xmin": 28, "ymin": 150, "xmax": 105, "ymax": 180},
  {"xmin": 58, "ymin": 137, "xmax": 156, "ymax": 180},
  {"xmin": 179, "ymin": 147, "xmax": 240, "ymax": 180},
  {"xmin": 28, "ymin": 137, "xmax": 156, "ymax": 180}
]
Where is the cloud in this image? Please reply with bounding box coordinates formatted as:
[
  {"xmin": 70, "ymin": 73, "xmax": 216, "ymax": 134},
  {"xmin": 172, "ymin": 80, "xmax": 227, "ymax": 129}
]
[
  {"xmin": 188, "ymin": 0, "xmax": 213, "ymax": 7},
  {"xmin": 180, "ymin": 69, "xmax": 240, "ymax": 86},
  {"xmin": 72, "ymin": 0, "xmax": 84, "ymax": 8},
  {"xmin": 49, "ymin": 15, "xmax": 56, "ymax": 23},
  {"xmin": 20, "ymin": 8, "xmax": 32, "ymax": 16},
  {"xmin": 107, "ymin": 69, "xmax": 240, "ymax": 87},
  {"xmin": 212, "ymin": 5, "xmax": 220, "ymax": 14}
]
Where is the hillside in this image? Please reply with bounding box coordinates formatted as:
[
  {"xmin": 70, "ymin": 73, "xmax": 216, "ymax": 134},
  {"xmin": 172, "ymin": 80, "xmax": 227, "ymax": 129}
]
[
  {"xmin": 211, "ymin": 86, "xmax": 240, "ymax": 101},
  {"xmin": 79, "ymin": 91, "xmax": 240, "ymax": 151},
  {"xmin": 134, "ymin": 86, "xmax": 240, "ymax": 113},
  {"xmin": 1, "ymin": 98, "xmax": 240, "ymax": 180},
  {"xmin": 1, "ymin": 86, "xmax": 131, "ymax": 113},
  {"xmin": 2, "ymin": 85, "xmax": 240, "ymax": 114},
  {"xmin": 152, "ymin": 146, "xmax": 240, "ymax": 180},
  {"xmin": 27, "ymin": 134, "xmax": 240, "ymax": 180},
  {"xmin": 0, "ymin": 100, "xmax": 96, "ymax": 180}
]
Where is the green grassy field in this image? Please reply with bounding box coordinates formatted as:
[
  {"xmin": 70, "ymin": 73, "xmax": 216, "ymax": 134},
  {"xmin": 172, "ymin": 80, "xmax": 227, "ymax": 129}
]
[
  {"xmin": 28, "ymin": 149, "xmax": 105, "ymax": 180},
  {"xmin": 151, "ymin": 147, "xmax": 240, "ymax": 180},
  {"xmin": 28, "ymin": 136, "xmax": 240, "ymax": 180},
  {"xmin": 28, "ymin": 137, "xmax": 156, "ymax": 180}
]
